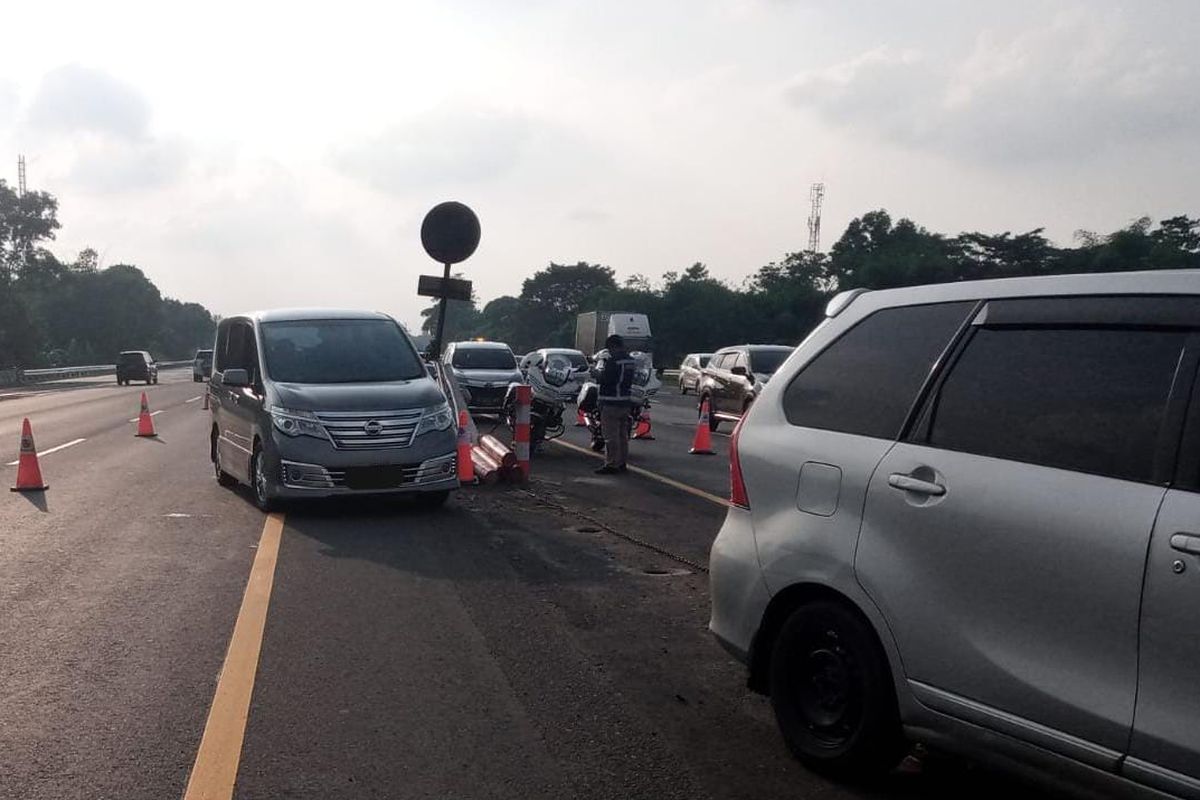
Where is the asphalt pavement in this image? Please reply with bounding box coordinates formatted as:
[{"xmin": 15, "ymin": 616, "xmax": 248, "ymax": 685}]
[{"xmin": 0, "ymin": 373, "xmax": 1069, "ymax": 799}]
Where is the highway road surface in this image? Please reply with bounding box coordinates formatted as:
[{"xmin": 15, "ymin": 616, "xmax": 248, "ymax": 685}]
[{"xmin": 2, "ymin": 371, "xmax": 1068, "ymax": 799}]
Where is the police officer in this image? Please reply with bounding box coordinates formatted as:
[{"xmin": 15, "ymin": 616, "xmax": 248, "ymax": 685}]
[{"xmin": 593, "ymin": 334, "xmax": 636, "ymax": 474}]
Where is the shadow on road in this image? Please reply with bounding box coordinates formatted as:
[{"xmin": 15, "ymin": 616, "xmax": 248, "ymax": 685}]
[{"xmin": 11, "ymin": 488, "xmax": 49, "ymax": 512}]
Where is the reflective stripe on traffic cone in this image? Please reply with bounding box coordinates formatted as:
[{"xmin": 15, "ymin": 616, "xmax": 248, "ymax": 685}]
[
  {"xmin": 11, "ymin": 418, "xmax": 48, "ymax": 491},
  {"xmin": 456, "ymin": 410, "xmax": 474, "ymax": 484},
  {"xmin": 689, "ymin": 399, "xmax": 716, "ymax": 455},
  {"xmin": 632, "ymin": 407, "xmax": 654, "ymax": 440},
  {"xmin": 136, "ymin": 392, "xmax": 157, "ymax": 437}
]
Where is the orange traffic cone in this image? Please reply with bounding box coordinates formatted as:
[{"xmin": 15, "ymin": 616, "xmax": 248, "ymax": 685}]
[
  {"xmin": 11, "ymin": 418, "xmax": 48, "ymax": 492},
  {"xmin": 456, "ymin": 411, "xmax": 474, "ymax": 484},
  {"xmin": 575, "ymin": 407, "xmax": 587, "ymax": 427},
  {"xmin": 136, "ymin": 392, "xmax": 157, "ymax": 437},
  {"xmin": 632, "ymin": 407, "xmax": 654, "ymax": 440},
  {"xmin": 689, "ymin": 399, "xmax": 716, "ymax": 455}
]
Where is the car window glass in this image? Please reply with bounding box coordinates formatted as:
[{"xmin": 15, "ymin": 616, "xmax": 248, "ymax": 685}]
[
  {"xmin": 222, "ymin": 323, "xmax": 246, "ymax": 372},
  {"xmin": 699, "ymin": 355, "xmax": 712, "ymax": 367},
  {"xmin": 239, "ymin": 324, "xmax": 261, "ymax": 384},
  {"xmin": 732, "ymin": 352, "xmax": 748, "ymax": 371},
  {"xmin": 927, "ymin": 326, "xmax": 1187, "ymax": 483},
  {"xmin": 783, "ymin": 302, "xmax": 974, "ymax": 439},
  {"xmin": 262, "ymin": 319, "xmax": 424, "ymax": 384},
  {"xmin": 452, "ymin": 347, "xmax": 517, "ymax": 370},
  {"xmin": 749, "ymin": 348, "xmax": 790, "ymax": 375},
  {"xmin": 712, "ymin": 353, "xmax": 729, "ymax": 370}
]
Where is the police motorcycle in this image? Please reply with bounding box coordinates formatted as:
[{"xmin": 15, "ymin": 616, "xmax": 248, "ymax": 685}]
[
  {"xmin": 576, "ymin": 350, "xmax": 661, "ymax": 452},
  {"xmin": 502, "ymin": 352, "xmax": 588, "ymax": 451}
]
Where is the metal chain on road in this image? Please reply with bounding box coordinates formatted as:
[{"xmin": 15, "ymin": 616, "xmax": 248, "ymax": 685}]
[{"xmin": 518, "ymin": 487, "xmax": 710, "ymax": 574}]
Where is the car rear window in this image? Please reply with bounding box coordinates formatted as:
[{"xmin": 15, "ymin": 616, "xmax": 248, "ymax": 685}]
[
  {"xmin": 119, "ymin": 352, "xmax": 144, "ymax": 364},
  {"xmin": 783, "ymin": 302, "xmax": 974, "ymax": 439},
  {"xmin": 452, "ymin": 347, "xmax": 517, "ymax": 370},
  {"xmin": 698, "ymin": 355, "xmax": 712, "ymax": 367},
  {"xmin": 748, "ymin": 348, "xmax": 791, "ymax": 375}
]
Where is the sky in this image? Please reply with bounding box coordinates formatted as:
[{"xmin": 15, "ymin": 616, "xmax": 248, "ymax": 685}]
[{"xmin": 2, "ymin": 0, "xmax": 1198, "ymax": 329}]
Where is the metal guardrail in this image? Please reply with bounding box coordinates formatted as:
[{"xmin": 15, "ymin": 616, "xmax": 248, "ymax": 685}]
[{"xmin": 0, "ymin": 360, "xmax": 193, "ymax": 387}]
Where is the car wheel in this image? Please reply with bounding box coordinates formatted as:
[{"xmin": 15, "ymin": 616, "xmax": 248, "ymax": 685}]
[
  {"xmin": 413, "ymin": 490, "xmax": 450, "ymax": 510},
  {"xmin": 679, "ymin": 379, "xmax": 688, "ymax": 395},
  {"xmin": 212, "ymin": 433, "xmax": 237, "ymax": 487},
  {"xmin": 769, "ymin": 601, "xmax": 904, "ymax": 778},
  {"xmin": 251, "ymin": 447, "xmax": 276, "ymax": 512}
]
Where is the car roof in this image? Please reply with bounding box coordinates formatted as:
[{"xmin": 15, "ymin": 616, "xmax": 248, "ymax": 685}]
[
  {"xmin": 540, "ymin": 347, "xmax": 584, "ymax": 355},
  {"xmin": 716, "ymin": 344, "xmax": 794, "ymax": 353},
  {"xmin": 837, "ymin": 269, "xmax": 1200, "ymax": 319},
  {"xmin": 119, "ymin": 350, "xmax": 149, "ymax": 355},
  {"xmin": 686, "ymin": 352, "xmax": 715, "ymax": 357},
  {"xmin": 452, "ymin": 341, "xmax": 512, "ymax": 349},
  {"xmin": 235, "ymin": 308, "xmax": 395, "ymax": 323}
]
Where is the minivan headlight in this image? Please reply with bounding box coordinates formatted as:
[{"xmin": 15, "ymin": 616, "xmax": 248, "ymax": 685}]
[
  {"xmin": 415, "ymin": 402, "xmax": 454, "ymax": 437},
  {"xmin": 269, "ymin": 406, "xmax": 326, "ymax": 438}
]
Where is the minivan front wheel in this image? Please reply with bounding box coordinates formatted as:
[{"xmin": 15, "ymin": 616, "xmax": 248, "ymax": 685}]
[
  {"xmin": 769, "ymin": 601, "xmax": 904, "ymax": 778},
  {"xmin": 251, "ymin": 447, "xmax": 276, "ymax": 512}
]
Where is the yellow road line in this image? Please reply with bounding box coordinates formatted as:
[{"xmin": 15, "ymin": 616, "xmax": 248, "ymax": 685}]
[
  {"xmin": 550, "ymin": 438, "xmax": 731, "ymax": 509},
  {"xmin": 183, "ymin": 512, "xmax": 285, "ymax": 800}
]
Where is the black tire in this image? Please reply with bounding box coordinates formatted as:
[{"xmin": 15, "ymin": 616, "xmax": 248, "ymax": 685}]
[
  {"xmin": 769, "ymin": 601, "xmax": 904, "ymax": 778},
  {"xmin": 212, "ymin": 432, "xmax": 237, "ymax": 487},
  {"xmin": 153, "ymin": 376, "xmax": 158, "ymax": 384},
  {"xmin": 250, "ymin": 447, "xmax": 276, "ymax": 512},
  {"xmin": 679, "ymin": 380, "xmax": 688, "ymax": 395},
  {"xmin": 590, "ymin": 437, "xmax": 605, "ymax": 453},
  {"xmin": 413, "ymin": 490, "xmax": 450, "ymax": 509}
]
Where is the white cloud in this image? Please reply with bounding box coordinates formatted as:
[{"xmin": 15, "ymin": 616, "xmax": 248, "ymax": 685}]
[
  {"xmin": 27, "ymin": 64, "xmax": 150, "ymax": 139},
  {"xmin": 333, "ymin": 107, "xmax": 534, "ymax": 195},
  {"xmin": 786, "ymin": 9, "xmax": 1200, "ymax": 165}
]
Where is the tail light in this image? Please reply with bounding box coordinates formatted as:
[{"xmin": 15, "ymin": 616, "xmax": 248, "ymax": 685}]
[{"xmin": 729, "ymin": 415, "xmax": 750, "ymax": 509}]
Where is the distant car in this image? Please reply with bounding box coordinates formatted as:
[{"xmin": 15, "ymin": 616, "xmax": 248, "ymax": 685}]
[
  {"xmin": 443, "ymin": 341, "xmax": 523, "ymax": 414},
  {"xmin": 697, "ymin": 345, "xmax": 792, "ymax": 430},
  {"xmin": 193, "ymin": 349, "xmax": 214, "ymax": 382},
  {"xmin": 117, "ymin": 350, "xmax": 158, "ymax": 386},
  {"xmin": 677, "ymin": 352, "xmax": 713, "ymax": 394},
  {"xmin": 710, "ymin": 274, "xmax": 1200, "ymax": 798}
]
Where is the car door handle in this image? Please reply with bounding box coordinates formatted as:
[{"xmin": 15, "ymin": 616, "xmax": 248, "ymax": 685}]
[
  {"xmin": 1170, "ymin": 533, "xmax": 1200, "ymax": 555},
  {"xmin": 888, "ymin": 473, "xmax": 946, "ymax": 496}
]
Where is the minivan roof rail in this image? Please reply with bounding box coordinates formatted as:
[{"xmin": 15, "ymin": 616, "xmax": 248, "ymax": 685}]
[{"xmin": 825, "ymin": 288, "xmax": 869, "ymax": 318}]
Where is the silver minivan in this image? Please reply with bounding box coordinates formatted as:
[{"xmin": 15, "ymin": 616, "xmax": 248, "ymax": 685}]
[
  {"xmin": 710, "ymin": 271, "xmax": 1200, "ymax": 798},
  {"xmin": 209, "ymin": 309, "xmax": 458, "ymax": 510}
]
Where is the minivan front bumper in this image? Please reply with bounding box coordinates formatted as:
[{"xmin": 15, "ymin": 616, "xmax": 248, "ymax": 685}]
[{"xmin": 265, "ymin": 428, "xmax": 458, "ymax": 497}]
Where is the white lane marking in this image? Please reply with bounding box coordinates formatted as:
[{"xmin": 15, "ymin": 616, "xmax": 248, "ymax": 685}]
[
  {"xmin": 6, "ymin": 437, "xmax": 87, "ymax": 466},
  {"xmin": 185, "ymin": 396, "xmax": 203, "ymax": 404},
  {"xmin": 128, "ymin": 410, "xmax": 165, "ymax": 423}
]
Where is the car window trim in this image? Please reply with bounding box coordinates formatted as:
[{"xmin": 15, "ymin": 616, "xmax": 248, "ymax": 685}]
[
  {"xmin": 1170, "ymin": 340, "xmax": 1200, "ymax": 493},
  {"xmin": 908, "ymin": 316, "xmax": 1200, "ymax": 488}
]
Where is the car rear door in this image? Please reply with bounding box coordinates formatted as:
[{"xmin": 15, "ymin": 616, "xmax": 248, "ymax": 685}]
[
  {"xmin": 212, "ymin": 320, "xmax": 258, "ymax": 482},
  {"xmin": 1126, "ymin": 349, "xmax": 1200, "ymax": 798},
  {"xmin": 856, "ymin": 297, "xmax": 1194, "ymax": 766}
]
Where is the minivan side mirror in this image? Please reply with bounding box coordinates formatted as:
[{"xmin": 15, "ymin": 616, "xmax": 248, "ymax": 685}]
[
  {"xmin": 731, "ymin": 365, "xmax": 748, "ymax": 377},
  {"xmin": 223, "ymin": 368, "xmax": 250, "ymax": 387}
]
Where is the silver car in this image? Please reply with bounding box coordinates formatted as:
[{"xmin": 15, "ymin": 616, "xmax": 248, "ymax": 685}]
[
  {"xmin": 710, "ymin": 271, "xmax": 1200, "ymax": 798},
  {"xmin": 209, "ymin": 309, "xmax": 458, "ymax": 511},
  {"xmin": 677, "ymin": 352, "xmax": 713, "ymax": 394},
  {"xmin": 444, "ymin": 340, "xmax": 523, "ymax": 414}
]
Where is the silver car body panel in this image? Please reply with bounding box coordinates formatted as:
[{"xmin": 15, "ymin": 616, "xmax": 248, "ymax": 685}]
[{"xmin": 709, "ymin": 270, "xmax": 1200, "ymax": 797}]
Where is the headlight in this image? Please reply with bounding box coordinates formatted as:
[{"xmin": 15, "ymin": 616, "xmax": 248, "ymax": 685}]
[
  {"xmin": 415, "ymin": 402, "xmax": 454, "ymax": 437},
  {"xmin": 269, "ymin": 406, "xmax": 326, "ymax": 438}
]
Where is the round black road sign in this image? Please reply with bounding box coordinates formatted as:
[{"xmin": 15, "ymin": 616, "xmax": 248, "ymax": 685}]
[{"xmin": 420, "ymin": 201, "xmax": 481, "ymax": 265}]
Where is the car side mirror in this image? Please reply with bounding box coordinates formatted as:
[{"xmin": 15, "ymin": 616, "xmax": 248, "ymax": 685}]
[
  {"xmin": 223, "ymin": 368, "xmax": 249, "ymax": 387},
  {"xmin": 731, "ymin": 365, "xmax": 748, "ymax": 377}
]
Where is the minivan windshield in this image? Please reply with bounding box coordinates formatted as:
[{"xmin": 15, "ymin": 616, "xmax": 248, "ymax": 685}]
[
  {"xmin": 261, "ymin": 319, "xmax": 424, "ymax": 384},
  {"xmin": 749, "ymin": 348, "xmax": 791, "ymax": 375},
  {"xmin": 452, "ymin": 347, "xmax": 517, "ymax": 370}
]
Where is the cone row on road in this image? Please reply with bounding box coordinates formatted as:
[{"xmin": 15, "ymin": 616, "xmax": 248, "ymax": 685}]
[
  {"xmin": 11, "ymin": 418, "xmax": 48, "ymax": 492},
  {"xmin": 689, "ymin": 399, "xmax": 716, "ymax": 455}
]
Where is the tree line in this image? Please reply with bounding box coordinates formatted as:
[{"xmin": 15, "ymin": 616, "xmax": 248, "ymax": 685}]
[
  {"xmin": 422, "ymin": 211, "xmax": 1200, "ymax": 366},
  {"xmin": 0, "ymin": 181, "xmax": 217, "ymax": 369}
]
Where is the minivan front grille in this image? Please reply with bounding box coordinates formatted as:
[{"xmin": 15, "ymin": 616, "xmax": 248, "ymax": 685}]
[{"xmin": 314, "ymin": 409, "xmax": 422, "ymax": 450}]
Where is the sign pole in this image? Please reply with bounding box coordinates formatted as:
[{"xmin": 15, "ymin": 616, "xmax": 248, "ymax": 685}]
[{"xmin": 431, "ymin": 261, "xmax": 452, "ymax": 359}]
